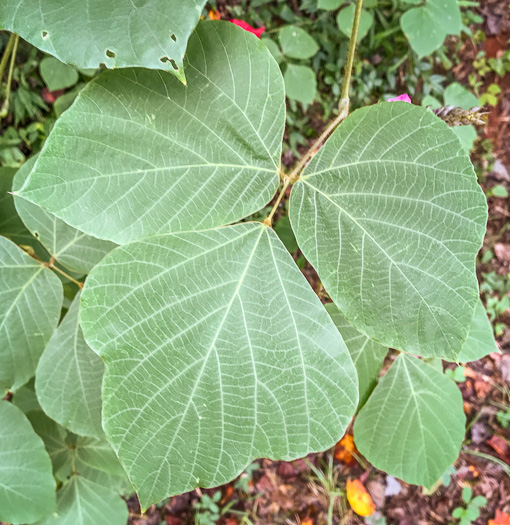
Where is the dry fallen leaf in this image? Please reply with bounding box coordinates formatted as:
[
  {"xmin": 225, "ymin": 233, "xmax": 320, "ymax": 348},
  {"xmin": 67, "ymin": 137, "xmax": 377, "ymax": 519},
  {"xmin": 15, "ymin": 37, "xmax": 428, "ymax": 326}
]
[
  {"xmin": 489, "ymin": 510, "xmax": 510, "ymax": 525},
  {"xmin": 346, "ymin": 479, "xmax": 375, "ymax": 517},
  {"xmin": 334, "ymin": 433, "xmax": 358, "ymax": 465}
]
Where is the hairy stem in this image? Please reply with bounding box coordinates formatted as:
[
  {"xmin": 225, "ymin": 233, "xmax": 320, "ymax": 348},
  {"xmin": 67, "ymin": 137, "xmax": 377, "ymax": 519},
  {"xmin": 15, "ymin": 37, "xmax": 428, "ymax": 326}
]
[
  {"xmin": 263, "ymin": 178, "xmax": 291, "ymax": 228},
  {"xmin": 46, "ymin": 258, "xmax": 84, "ymax": 289},
  {"xmin": 0, "ymin": 34, "xmax": 19, "ymax": 119},
  {"xmin": 263, "ymin": 0, "xmax": 364, "ymax": 227}
]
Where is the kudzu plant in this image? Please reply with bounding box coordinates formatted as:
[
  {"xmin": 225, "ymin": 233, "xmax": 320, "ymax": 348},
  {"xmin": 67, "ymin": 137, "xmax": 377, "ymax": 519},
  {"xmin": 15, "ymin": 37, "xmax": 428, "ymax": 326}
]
[{"xmin": 0, "ymin": 0, "xmax": 499, "ymax": 523}]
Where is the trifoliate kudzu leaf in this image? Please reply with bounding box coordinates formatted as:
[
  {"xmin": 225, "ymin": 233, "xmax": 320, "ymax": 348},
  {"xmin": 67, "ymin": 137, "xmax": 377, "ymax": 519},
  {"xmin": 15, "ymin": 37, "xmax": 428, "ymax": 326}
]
[
  {"xmin": 0, "ymin": 401, "xmax": 56, "ymax": 524},
  {"xmin": 325, "ymin": 303, "xmax": 387, "ymax": 409},
  {"xmin": 37, "ymin": 475, "xmax": 128, "ymax": 525},
  {"xmin": 457, "ymin": 299, "xmax": 499, "ymax": 362},
  {"xmin": 289, "ymin": 102, "xmax": 487, "ymax": 360},
  {"xmin": 0, "ymin": 236, "xmax": 62, "ymax": 392},
  {"xmin": 0, "ymin": 0, "xmax": 207, "ymax": 80},
  {"xmin": 80, "ymin": 222, "xmax": 358, "ymax": 508},
  {"xmin": 17, "ymin": 22, "xmax": 285, "ymax": 244},
  {"xmin": 279, "ymin": 26, "xmax": 319, "ymax": 59},
  {"xmin": 13, "ymin": 157, "xmax": 116, "ymax": 274},
  {"xmin": 400, "ymin": 0, "xmax": 462, "ymax": 57},
  {"xmin": 36, "ymin": 293, "xmax": 104, "ymax": 438},
  {"xmin": 353, "ymin": 354, "xmax": 465, "ymax": 487}
]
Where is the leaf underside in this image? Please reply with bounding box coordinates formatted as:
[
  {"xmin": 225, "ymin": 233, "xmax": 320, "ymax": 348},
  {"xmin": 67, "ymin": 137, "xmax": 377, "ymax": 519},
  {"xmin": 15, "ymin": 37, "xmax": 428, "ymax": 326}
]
[
  {"xmin": 326, "ymin": 302, "xmax": 387, "ymax": 409},
  {"xmin": 18, "ymin": 21, "xmax": 285, "ymax": 245},
  {"xmin": 80, "ymin": 222, "xmax": 358, "ymax": 508},
  {"xmin": 290, "ymin": 102, "xmax": 487, "ymax": 360},
  {"xmin": 0, "ymin": 0, "xmax": 207, "ymax": 78},
  {"xmin": 0, "ymin": 236, "xmax": 62, "ymax": 392},
  {"xmin": 354, "ymin": 354, "xmax": 465, "ymax": 487},
  {"xmin": 13, "ymin": 157, "xmax": 116, "ymax": 274},
  {"xmin": 0, "ymin": 401, "xmax": 56, "ymax": 524},
  {"xmin": 36, "ymin": 293, "xmax": 105, "ymax": 438}
]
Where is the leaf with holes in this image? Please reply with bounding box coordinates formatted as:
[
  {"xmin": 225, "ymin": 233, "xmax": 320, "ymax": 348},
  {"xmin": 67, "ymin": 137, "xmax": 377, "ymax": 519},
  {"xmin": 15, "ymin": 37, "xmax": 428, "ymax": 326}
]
[
  {"xmin": 0, "ymin": 236, "xmax": 62, "ymax": 392},
  {"xmin": 36, "ymin": 293, "xmax": 104, "ymax": 438},
  {"xmin": 13, "ymin": 157, "xmax": 116, "ymax": 274},
  {"xmin": 353, "ymin": 354, "xmax": 465, "ymax": 487},
  {"xmin": 0, "ymin": 401, "xmax": 56, "ymax": 524},
  {"xmin": 80, "ymin": 222, "xmax": 358, "ymax": 508},
  {"xmin": 17, "ymin": 22, "xmax": 285, "ymax": 244},
  {"xmin": 0, "ymin": 0, "xmax": 208, "ymax": 81},
  {"xmin": 289, "ymin": 102, "xmax": 487, "ymax": 360},
  {"xmin": 325, "ymin": 303, "xmax": 387, "ymax": 408}
]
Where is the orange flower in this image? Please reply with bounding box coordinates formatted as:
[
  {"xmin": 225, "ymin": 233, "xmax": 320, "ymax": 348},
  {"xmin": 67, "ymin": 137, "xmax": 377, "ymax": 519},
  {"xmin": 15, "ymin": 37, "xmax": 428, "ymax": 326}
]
[
  {"xmin": 334, "ymin": 434, "xmax": 358, "ymax": 465},
  {"xmin": 301, "ymin": 519, "xmax": 314, "ymax": 525},
  {"xmin": 346, "ymin": 479, "xmax": 375, "ymax": 517},
  {"xmin": 489, "ymin": 510, "xmax": 510, "ymax": 525}
]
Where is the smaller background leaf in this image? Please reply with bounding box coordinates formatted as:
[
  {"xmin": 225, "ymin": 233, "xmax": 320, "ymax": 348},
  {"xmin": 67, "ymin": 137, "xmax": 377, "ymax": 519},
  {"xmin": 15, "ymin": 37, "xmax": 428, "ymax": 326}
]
[
  {"xmin": 40, "ymin": 57, "xmax": 79, "ymax": 92},
  {"xmin": 284, "ymin": 64, "xmax": 317, "ymax": 105},
  {"xmin": 337, "ymin": 5, "xmax": 374, "ymax": 42},
  {"xmin": 279, "ymin": 26, "xmax": 319, "ymax": 59}
]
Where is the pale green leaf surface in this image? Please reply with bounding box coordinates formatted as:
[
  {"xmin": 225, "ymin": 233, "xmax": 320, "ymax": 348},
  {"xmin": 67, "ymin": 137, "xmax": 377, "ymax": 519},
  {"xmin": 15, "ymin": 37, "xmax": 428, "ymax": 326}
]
[
  {"xmin": 279, "ymin": 26, "xmax": 319, "ymax": 59},
  {"xmin": 443, "ymin": 83, "xmax": 479, "ymax": 110},
  {"xmin": 12, "ymin": 378, "xmax": 40, "ymax": 414},
  {"xmin": 80, "ymin": 222, "xmax": 358, "ymax": 507},
  {"xmin": 18, "ymin": 22, "xmax": 285, "ymax": 244},
  {"xmin": 337, "ymin": 5, "xmax": 374, "ymax": 42},
  {"xmin": 325, "ymin": 302, "xmax": 387, "ymax": 408},
  {"xmin": 37, "ymin": 475, "xmax": 128, "ymax": 525},
  {"xmin": 400, "ymin": 0, "xmax": 462, "ymax": 57},
  {"xmin": 0, "ymin": 401, "xmax": 56, "ymax": 524},
  {"xmin": 0, "ymin": 236, "xmax": 62, "ymax": 392},
  {"xmin": 290, "ymin": 102, "xmax": 487, "ymax": 360},
  {"xmin": 284, "ymin": 64, "xmax": 317, "ymax": 105},
  {"xmin": 318, "ymin": 0, "xmax": 343, "ymax": 10},
  {"xmin": 453, "ymin": 126, "xmax": 477, "ymax": 153},
  {"xmin": 0, "ymin": 0, "xmax": 207, "ymax": 79},
  {"xmin": 36, "ymin": 293, "xmax": 104, "ymax": 438},
  {"xmin": 353, "ymin": 354, "xmax": 465, "ymax": 487},
  {"xmin": 0, "ymin": 167, "xmax": 38, "ymax": 248},
  {"xmin": 457, "ymin": 299, "xmax": 499, "ymax": 362},
  {"xmin": 40, "ymin": 57, "xmax": 79, "ymax": 92},
  {"xmin": 13, "ymin": 157, "xmax": 116, "ymax": 273}
]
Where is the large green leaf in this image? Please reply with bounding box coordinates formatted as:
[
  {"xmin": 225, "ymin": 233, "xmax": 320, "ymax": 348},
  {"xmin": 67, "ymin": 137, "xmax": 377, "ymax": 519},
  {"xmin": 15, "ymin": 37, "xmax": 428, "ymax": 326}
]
[
  {"xmin": 0, "ymin": 236, "xmax": 62, "ymax": 392},
  {"xmin": 289, "ymin": 102, "xmax": 487, "ymax": 360},
  {"xmin": 0, "ymin": 0, "xmax": 207, "ymax": 81},
  {"xmin": 17, "ymin": 22, "xmax": 285, "ymax": 245},
  {"xmin": 284, "ymin": 64, "xmax": 317, "ymax": 105},
  {"xmin": 80, "ymin": 222, "xmax": 358, "ymax": 508},
  {"xmin": 400, "ymin": 0, "xmax": 461, "ymax": 57},
  {"xmin": 36, "ymin": 293, "xmax": 104, "ymax": 438},
  {"xmin": 37, "ymin": 475, "xmax": 128, "ymax": 525},
  {"xmin": 325, "ymin": 302, "xmax": 387, "ymax": 408},
  {"xmin": 13, "ymin": 157, "xmax": 116, "ymax": 274},
  {"xmin": 353, "ymin": 354, "xmax": 465, "ymax": 487},
  {"xmin": 0, "ymin": 401, "xmax": 56, "ymax": 524},
  {"xmin": 457, "ymin": 299, "xmax": 499, "ymax": 362}
]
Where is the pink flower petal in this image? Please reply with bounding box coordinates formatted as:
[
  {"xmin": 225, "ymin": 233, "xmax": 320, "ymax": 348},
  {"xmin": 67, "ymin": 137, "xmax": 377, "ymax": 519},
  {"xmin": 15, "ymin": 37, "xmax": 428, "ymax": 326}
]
[
  {"xmin": 388, "ymin": 94, "xmax": 412, "ymax": 103},
  {"xmin": 230, "ymin": 19, "xmax": 265, "ymax": 38}
]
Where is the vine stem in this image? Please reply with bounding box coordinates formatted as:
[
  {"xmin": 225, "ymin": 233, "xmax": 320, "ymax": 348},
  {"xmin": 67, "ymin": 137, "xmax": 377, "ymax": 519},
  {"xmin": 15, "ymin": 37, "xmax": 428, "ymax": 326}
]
[
  {"xmin": 0, "ymin": 34, "xmax": 19, "ymax": 119},
  {"xmin": 45, "ymin": 257, "xmax": 84, "ymax": 289},
  {"xmin": 0, "ymin": 34, "xmax": 16, "ymax": 85},
  {"xmin": 263, "ymin": 0, "xmax": 364, "ymax": 227}
]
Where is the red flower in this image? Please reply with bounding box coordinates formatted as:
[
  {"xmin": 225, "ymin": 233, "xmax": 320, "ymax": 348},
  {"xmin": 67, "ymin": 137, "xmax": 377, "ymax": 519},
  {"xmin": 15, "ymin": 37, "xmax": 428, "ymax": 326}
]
[{"xmin": 230, "ymin": 19, "xmax": 265, "ymax": 38}]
